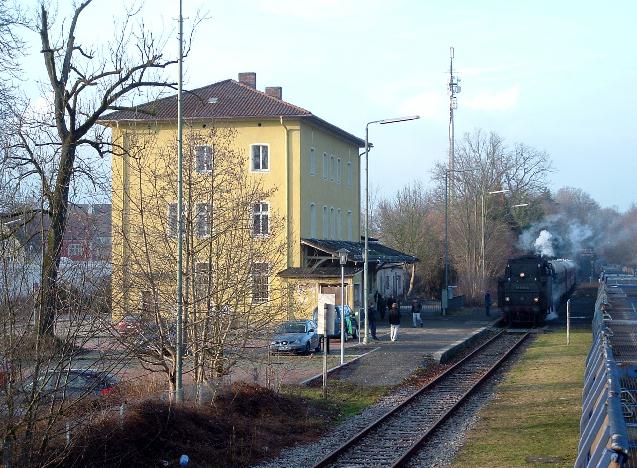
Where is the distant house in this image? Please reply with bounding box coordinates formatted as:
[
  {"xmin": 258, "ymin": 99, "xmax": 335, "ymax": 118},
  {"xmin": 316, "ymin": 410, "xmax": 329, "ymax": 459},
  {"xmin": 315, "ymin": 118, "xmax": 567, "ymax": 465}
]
[
  {"xmin": 61, "ymin": 204, "xmax": 112, "ymax": 261},
  {"xmin": 0, "ymin": 203, "xmax": 112, "ymax": 296}
]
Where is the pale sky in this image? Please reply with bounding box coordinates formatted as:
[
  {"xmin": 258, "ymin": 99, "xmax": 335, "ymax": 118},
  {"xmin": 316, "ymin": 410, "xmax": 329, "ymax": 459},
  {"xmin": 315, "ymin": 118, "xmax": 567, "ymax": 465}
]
[{"xmin": 20, "ymin": 0, "xmax": 637, "ymax": 211}]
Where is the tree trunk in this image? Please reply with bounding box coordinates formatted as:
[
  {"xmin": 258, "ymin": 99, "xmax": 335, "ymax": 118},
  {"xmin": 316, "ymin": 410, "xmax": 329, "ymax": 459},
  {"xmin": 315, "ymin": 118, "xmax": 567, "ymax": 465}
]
[{"xmin": 38, "ymin": 143, "xmax": 75, "ymax": 336}]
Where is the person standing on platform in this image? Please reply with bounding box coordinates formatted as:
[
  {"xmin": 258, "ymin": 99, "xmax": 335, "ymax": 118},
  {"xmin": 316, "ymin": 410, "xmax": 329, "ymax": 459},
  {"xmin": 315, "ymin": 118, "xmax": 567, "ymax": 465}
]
[
  {"xmin": 484, "ymin": 290, "xmax": 492, "ymax": 317},
  {"xmin": 388, "ymin": 302, "xmax": 401, "ymax": 342},
  {"xmin": 367, "ymin": 304, "xmax": 378, "ymax": 340},
  {"xmin": 411, "ymin": 299, "xmax": 422, "ymax": 327},
  {"xmin": 376, "ymin": 293, "xmax": 386, "ymax": 321}
]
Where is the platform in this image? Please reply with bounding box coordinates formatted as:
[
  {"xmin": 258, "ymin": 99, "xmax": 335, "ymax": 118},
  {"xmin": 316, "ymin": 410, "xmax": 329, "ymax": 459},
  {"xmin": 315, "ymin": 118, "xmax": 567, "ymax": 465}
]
[{"xmin": 299, "ymin": 307, "xmax": 500, "ymax": 387}]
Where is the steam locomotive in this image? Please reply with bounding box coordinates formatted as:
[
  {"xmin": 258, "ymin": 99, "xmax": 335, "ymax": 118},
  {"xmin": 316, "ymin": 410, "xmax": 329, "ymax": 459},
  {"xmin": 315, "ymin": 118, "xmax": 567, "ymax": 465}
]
[{"xmin": 497, "ymin": 255, "xmax": 576, "ymax": 325}]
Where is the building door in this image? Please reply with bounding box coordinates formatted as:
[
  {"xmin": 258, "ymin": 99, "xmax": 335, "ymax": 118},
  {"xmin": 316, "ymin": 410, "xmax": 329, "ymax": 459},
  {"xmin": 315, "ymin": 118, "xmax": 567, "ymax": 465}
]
[{"xmin": 320, "ymin": 283, "xmax": 348, "ymax": 305}]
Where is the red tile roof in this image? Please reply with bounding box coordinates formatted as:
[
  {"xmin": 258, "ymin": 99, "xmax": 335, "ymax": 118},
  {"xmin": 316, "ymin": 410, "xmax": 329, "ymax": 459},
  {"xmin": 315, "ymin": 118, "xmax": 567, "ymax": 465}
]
[{"xmin": 99, "ymin": 79, "xmax": 364, "ymax": 146}]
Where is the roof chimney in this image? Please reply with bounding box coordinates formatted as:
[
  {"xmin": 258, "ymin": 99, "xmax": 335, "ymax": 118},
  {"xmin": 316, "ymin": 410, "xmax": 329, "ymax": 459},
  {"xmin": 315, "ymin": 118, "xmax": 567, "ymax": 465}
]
[
  {"xmin": 265, "ymin": 86, "xmax": 282, "ymax": 100},
  {"xmin": 238, "ymin": 72, "xmax": 256, "ymax": 89}
]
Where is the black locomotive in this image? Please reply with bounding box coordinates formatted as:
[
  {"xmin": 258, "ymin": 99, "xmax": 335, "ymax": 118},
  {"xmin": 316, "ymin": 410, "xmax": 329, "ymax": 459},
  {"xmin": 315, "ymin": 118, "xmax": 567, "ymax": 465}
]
[{"xmin": 497, "ymin": 255, "xmax": 576, "ymax": 325}]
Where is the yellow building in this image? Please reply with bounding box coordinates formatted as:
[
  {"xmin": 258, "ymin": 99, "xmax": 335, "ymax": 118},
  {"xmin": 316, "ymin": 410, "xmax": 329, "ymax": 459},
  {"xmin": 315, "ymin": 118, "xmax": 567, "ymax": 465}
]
[{"xmin": 101, "ymin": 72, "xmax": 416, "ymax": 321}]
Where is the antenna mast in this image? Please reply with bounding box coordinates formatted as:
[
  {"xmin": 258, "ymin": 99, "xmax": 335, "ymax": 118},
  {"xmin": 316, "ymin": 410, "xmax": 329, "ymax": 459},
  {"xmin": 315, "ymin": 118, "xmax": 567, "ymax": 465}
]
[{"xmin": 448, "ymin": 47, "xmax": 461, "ymax": 191}]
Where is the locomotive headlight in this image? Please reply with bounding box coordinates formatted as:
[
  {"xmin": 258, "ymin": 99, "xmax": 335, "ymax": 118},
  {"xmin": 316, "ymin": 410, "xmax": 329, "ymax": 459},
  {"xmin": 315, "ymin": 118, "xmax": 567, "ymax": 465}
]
[
  {"xmin": 534, "ymin": 297, "xmax": 539, "ymax": 303},
  {"xmin": 505, "ymin": 296, "xmax": 510, "ymax": 302},
  {"xmin": 519, "ymin": 272, "xmax": 525, "ymax": 278}
]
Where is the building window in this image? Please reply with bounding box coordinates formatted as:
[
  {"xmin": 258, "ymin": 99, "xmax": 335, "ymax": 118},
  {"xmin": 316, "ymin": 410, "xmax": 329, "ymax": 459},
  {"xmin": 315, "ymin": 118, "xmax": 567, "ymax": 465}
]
[
  {"xmin": 337, "ymin": 209, "xmax": 342, "ymax": 239},
  {"xmin": 347, "ymin": 161, "xmax": 353, "ymax": 186},
  {"xmin": 195, "ymin": 145, "xmax": 213, "ymax": 173},
  {"xmin": 253, "ymin": 202, "xmax": 269, "ymax": 236},
  {"xmin": 322, "ymin": 206, "xmax": 328, "ymax": 238},
  {"xmin": 251, "ymin": 144, "xmax": 269, "ymax": 171},
  {"xmin": 252, "ymin": 262, "xmax": 269, "ymax": 303},
  {"xmin": 347, "ymin": 211, "xmax": 353, "ymax": 241},
  {"xmin": 330, "ymin": 156, "xmax": 335, "ymax": 181},
  {"xmin": 309, "ymin": 148, "xmax": 316, "ymax": 176},
  {"xmin": 68, "ymin": 242, "xmax": 82, "ymax": 257},
  {"xmin": 140, "ymin": 290, "xmax": 155, "ymax": 314},
  {"xmin": 336, "ymin": 158, "xmax": 341, "ymax": 184},
  {"xmin": 195, "ymin": 262, "xmax": 211, "ymax": 297},
  {"xmin": 330, "ymin": 207, "xmax": 335, "ymax": 239},
  {"xmin": 310, "ymin": 203, "xmax": 317, "ymax": 238},
  {"xmin": 196, "ymin": 203, "xmax": 212, "ymax": 237},
  {"xmin": 322, "ymin": 153, "xmax": 328, "ymax": 179},
  {"xmin": 168, "ymin": 203, "xmax": 178, "ymax": 237}
]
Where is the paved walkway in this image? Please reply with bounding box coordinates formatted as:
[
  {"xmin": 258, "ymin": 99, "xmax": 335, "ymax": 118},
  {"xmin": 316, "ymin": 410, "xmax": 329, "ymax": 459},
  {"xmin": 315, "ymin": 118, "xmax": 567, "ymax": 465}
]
[{"xmin": 298, "ymin": 307, "xmax": 501, "ymax": 387}]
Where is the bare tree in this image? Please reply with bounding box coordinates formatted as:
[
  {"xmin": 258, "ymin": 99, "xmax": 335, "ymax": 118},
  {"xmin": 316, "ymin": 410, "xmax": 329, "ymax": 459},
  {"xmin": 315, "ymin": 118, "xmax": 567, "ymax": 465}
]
[
  {"xmin": 112, "ymin": 125, "xmax": 289, "ymax": 399},
  {"xmin": 376, "ymin": 181, "xmax": 442, "ymax": 297},
  {"xmin": 432, "ymin": 129, "xmax": 552, "ymax": 302},
  {"xmin": 0, "ymin": 0, "xmax": 24, "ymax": 127},
  {"xmin": 0, "ymin": 209, "xmax": 124, "ymax": 466},
  {"xmin": 5, "ymin": 1, "xmax": 184, "ymax": 336}
]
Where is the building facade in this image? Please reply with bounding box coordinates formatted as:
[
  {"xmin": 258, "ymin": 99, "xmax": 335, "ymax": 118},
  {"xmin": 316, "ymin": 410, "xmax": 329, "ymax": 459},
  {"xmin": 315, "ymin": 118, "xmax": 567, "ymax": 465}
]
[{"xmin": 101, "ymin": 73, "xmax": 370, "ymax": 320}]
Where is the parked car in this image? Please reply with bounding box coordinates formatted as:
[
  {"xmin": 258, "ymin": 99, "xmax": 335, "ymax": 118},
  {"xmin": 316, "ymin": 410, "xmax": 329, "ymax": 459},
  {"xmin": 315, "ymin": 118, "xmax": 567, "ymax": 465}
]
[
  {"xmin": 23, "ymin": 369, "xmax": 119, "ymax": 399},
  {"xmin": 114, "ymin": 315, "xmax": 143, "ymax": 336},
  {"xmin": 269, "ymin": 320, "xmax": 320, "ymax": 354},
  {"xmin": 313, "ymin": 305, "xmax": 359, "ymax": 340}
]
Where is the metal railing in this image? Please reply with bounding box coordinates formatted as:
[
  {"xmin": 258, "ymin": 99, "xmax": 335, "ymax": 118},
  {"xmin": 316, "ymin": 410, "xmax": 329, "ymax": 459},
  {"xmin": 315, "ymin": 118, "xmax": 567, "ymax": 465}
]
[{"xmin": 576, "ymin": 285, "xmax": 631, "ymax": 467}]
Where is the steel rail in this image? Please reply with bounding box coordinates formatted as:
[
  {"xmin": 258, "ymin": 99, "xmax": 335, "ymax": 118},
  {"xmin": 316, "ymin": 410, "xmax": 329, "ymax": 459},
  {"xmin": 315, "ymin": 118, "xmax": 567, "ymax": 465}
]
[
  {"xmin": 391, "ymin": 331, "xmax": 529, "ymax": 467},
  {"xmin": 312, "ymin": 330, "xmax": 521, "ymax": 467}
]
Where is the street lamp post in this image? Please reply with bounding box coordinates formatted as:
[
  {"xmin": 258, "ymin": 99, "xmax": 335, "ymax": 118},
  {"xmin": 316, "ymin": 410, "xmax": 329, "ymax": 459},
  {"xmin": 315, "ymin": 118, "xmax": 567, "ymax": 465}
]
[
  {"xmin": 337, "ymin": 248, "xmax": 349, "ymax": 365},
  {"xmin": 175, "ymin": 0, "xmax": 184, "ymax": 403},
  {"xmin": 481, "ymin": 189, "xmax": 510, "ymax": 286},
  {"xmin": 363, "ymin": 116, "xmax": 419, "ymax": 344}
]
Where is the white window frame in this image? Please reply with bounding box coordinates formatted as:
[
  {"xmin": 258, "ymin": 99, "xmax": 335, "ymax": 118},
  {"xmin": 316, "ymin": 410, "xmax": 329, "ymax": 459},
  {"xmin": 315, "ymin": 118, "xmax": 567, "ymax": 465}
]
[
  {"xmin": 336, "ymin": 158, "xmax": 341, "ymax": 184},
  {"xmin": 196, "ymin": 203, "xmax": 212, "ymax": 237},
  {"xmin": 195, "ymin": 145, "xmax": 213, "ymax": 173},
  {"xmin": 309, "ymin": 147, "xmax": 316, "ymax": 176},
  {"xmin": 250, "ymin": 144, "xmax": 270, "ymax": 172},
  {"xmin": 310, "ymin": 203, "xmax": 317, "ymax": 238},
  {"xmin": 252, "ymin": 262, "xmax": 270, "ymax": 303},
  {"xmin": 330, "ymin": 207, "xmax": 335, "ymax": 239},
  {"xmin": 330, "ymin": 155, "xmax": 335, "ymax": 181},
  {"xmin": 322, "ymin": 153, "xmax": 328, "ymax": 179},
  {"xmin": 347, "ymin": 161, "xmax": 353, "ymax": 186},
  {"xmin": 195, "ymin": 262, "xmax": 211, "ymax": 297},
  {"xmin": 253, "ymin": 201, "xmax": 270, "ymax": 236},
  {"xmin": 322, "ymin": 206, "xmax": 328, "ymax": 238}
]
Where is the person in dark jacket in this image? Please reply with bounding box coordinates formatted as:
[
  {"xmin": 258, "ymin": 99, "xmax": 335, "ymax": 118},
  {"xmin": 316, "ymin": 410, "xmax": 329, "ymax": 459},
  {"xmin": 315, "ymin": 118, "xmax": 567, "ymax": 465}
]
[
  {"xmin": 376, "ymin": 294, "xmax": 386, "ymax": 321},
  {"xmin": 388, "ymin": 302, "xmax": 401, "ymax": 341},
  {"xmin": 485, "ymin": 290, "xmax": 492, "ymax": 317},
  {"xmin": 367, "ymin": 305, "xmax": 378, "ymax": 340}
]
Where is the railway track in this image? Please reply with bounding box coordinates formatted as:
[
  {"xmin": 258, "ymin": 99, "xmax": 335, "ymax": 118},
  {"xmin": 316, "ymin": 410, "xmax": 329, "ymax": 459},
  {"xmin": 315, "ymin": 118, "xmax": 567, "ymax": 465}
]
[{"xmin": 312, "ymin": 330, "xmax": 529, "ymax": 468}]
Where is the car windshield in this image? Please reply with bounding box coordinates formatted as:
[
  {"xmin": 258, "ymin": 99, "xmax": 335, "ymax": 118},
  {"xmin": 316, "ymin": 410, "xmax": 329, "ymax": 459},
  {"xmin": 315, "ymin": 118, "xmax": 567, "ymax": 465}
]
[{"xmin": 277, "ymin": 322, "xmax": 306, "ymax": 334}]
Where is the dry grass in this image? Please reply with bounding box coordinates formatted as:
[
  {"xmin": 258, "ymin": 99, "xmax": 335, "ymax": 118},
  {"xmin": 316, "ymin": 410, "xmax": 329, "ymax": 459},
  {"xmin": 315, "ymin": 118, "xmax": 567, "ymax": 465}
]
[{"xmin": 450, "ymin": 328, "xmax": 591, "ymax": 468}]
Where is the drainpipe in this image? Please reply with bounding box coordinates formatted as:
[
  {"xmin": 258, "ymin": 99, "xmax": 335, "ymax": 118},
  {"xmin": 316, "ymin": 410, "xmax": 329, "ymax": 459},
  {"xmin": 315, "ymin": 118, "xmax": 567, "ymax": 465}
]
[
  {"xmin": 280, "ymin": 116, "xmax": 291, "ymax": 268},
  {"xmin": 280, "ymin": 117, "xmax": 292, "ymax": 319}
]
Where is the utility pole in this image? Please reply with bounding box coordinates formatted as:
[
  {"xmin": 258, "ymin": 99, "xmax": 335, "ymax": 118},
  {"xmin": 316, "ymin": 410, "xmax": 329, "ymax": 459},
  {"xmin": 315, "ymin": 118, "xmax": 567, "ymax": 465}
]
[
  {"xmin": 448, "ymin": 47, "xmax": 461, "ymax": 194},
  {"xmin": 175, "ymin": 0, "xmax": 184, "ymax": 403}
]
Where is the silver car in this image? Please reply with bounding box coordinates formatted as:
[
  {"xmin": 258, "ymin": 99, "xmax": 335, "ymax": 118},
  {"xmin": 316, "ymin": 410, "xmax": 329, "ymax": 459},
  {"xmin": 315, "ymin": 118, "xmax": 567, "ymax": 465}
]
[{"xmin": 269, "ymin": 320, "xmax": 320, "ymax": 354}]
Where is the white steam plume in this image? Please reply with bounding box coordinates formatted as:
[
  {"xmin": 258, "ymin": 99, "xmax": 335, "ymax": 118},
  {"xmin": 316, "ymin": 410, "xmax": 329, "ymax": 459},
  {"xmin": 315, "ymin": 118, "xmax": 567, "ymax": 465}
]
[{"xmin": 534, "ymin": 229, "xmax": 555, "ymax": 257}]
